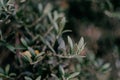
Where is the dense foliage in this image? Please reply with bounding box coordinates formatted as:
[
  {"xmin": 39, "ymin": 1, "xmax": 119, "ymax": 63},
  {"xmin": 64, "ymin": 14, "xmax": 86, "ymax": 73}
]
[{"xmin": 0, "ymin": 0, "xmax": 120, "ymax": 80}]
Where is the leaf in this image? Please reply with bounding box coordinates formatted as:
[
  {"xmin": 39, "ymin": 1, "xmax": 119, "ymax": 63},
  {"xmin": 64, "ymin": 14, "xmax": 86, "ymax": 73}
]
[
  {"xmin": 35, "ymin": 76, "xmax": 41, "ymax": 80},
  {"xmin": 38, "ymin": 3, "xmax": 43, "ymax": 13},
  {"xmin": 62, "ymin": 30, "xmax": 72, "ymax": 34},
  {"xmin": 102, "ymin": 63, "xmax": 110, "ymax": 70},
  {"xmin": 5, "ymin": 65, "xmax": 10, "ymax": 75},
  {"xmin": 78, "ymin": 37, "xmax": 84, "ymax": 49},
  {"xmin": 0, "ymin": 0, "xmax": 5, "ymax": 7},
  {"xmin": 48, "ymin": 12, "xmax": 58, "ymax": 32},
  {"xmin": 35, "ymin": 52, "xmax": 45, "ymax": 60},
  {"xmin": 77, "ymin": 37, "xmax": 85, "ymax": 54},
  {"xmin": 0, "ymin": 73, "xmax": 5, "ymax": 78},
  {"xmin": 59, "ymin": 65, "xmax": 65, "ymax": 76},
  {"xmin": 60, "ymin": 17, "xmax": 66, "ymax": 28},
  {"xmin": 58, "ymin": 37, "xmax": 66, "ymax": 51},
  {"xmin": 0, "ymin": 67, "xmax": 4, "ymax": 74},
  {"xmin": 67, "ymin": 36, "xmax": 73, "ymax": 50},
  {"xmin": 104, "ymin": 10, "xmax": 120, "ymax": 19},
  {"xmin": 22, "ymin": 54, "xmax": 32, "ymax": 63},
  {"xmin": 6, "ymin": 44, "xmax": 15, "ymax": 53},
  {"xmin": 9, "ymin": 73, "xmax": 16, "ymax": 77},
  {"xmin": 21, "ymin": 38, "xmax": 28, "ymax": 47},
  {"xmin": 53, "ymin": 11, "xmax": 59, "ymax": 21},
  {"xmin": 43, "ymin": 3, "xmax": 52, "ymax": 14},
  {"xmin": 24, "ymin": 76, "xmax": 32, "ymax": 80},
  {"xmin": 28, "ymin": 47, "xmax": 35, "ymax": 57},
  {"xmin": 67, "ymin": 72, "xmax": 79, "ymax": 80},
  {"xmin": 39, "ymin": 35, "xmax": 55, "ymax": 53}
]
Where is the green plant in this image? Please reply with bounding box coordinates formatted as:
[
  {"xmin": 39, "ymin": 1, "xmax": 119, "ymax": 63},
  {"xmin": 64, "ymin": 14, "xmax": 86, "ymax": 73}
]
[{"xmin": 0, "ymin": 0, "xmax": 114, "ymax": 80}]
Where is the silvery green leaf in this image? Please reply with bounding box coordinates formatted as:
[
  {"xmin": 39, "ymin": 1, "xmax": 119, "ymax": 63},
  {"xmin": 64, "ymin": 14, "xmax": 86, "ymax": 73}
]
[
  {"xmin": 77, "ymin": 37, "xmax": 85, "ymax": 54},
  {"xmin": 39, "ymin": 35, "xmax": 55, "ymax": 53},
  {"xmin": 58, "ymin": 37, "xmax": 66, "ymax": 51},
  {"xmin": 35, "ymin": 52, "xmax": 45, "ymax": 60},
  {"xmin": 60, "ymin": 17, "xmax": 66, "ymax": 28},
  {"xmin": 24, "ymin": 76, "xmax": 32, "ymax": 80},
  {"xmin": 43, "ymin": 3, "xmax": 52, "ymax": 14},
  {"xmin": 59, "ymin": 65, "xmax": 65, "ymax": 76},
  {"xmin": 9, "ymin": 73, "xmax": 16, "ymax": 77},
  {"xmin": 21, "ymin": 38, "xmax": 28, "ymax": 47},
  {"xmin": 67, "ymin": 36, "xmax": 73, "ymax": 49},
  {"xmin": 35, "ymin": 76, "xmax": 41, "ymax": 80},
  {"xmin": 104, "ymin": 11, "xmax": 120, "ymax": 19},
  {"xmin": 62, "ymin": 30, "xmax": 72, "ymax": 34},
  {"xmin": 0, "ymin": 0, "xmax": 4, "ymax": 7},
  {"xmin": 28, "ymin": 47, "xmax": 35, "ymax": 57},
  {"xmin": 24, "ymin": 55, "xmax": 32, "ymax": 63},
  {"xmin": 48, "ymin": 13, "xmax": 58, "ymax": 32},
  {"xmin": 102, "ymin": 63, "xmax": 110, "ymax": 70},
  {"xmin": 38, "ymin": 3, "xmax": 43, "ymax": 12},
  {"xmin": 51, "ymin": 74, "xmax": 59, "ymax": 80},
  {"xmin": 53, "ymin": 11, "xmax": 58, "ymax": 21},
  {"xmin": 78, "ymin": 37, "xmax": 84, "ymax": 49},
  {"xmin": 67, "ymin": 72, "xmax": 80, "ymax": 80}
]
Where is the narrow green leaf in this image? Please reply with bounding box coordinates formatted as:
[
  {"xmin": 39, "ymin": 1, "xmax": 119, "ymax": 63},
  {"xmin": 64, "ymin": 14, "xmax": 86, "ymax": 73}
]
[
  {"xmin": 6, "ymin": 44, "xmax": 15, "ymax": 53},
  {"xmin": 67, "ymin": 72, "xmax": 79, "ymax": 80},
  {"xmin": 60, "ymin": 17, "xmax": 66, "ymax": 28},
  {"xmin": 5, "ymin": 65, "xmax": 10, "ymax": 75},
  {"xmin": 48, "ymin": 12, "xmax": 59, "ymax": 32},
  {"xmin": 67, "ymin": 36, "xmax": 73, "ymax": 49},
  {"xmin": 38, "ymin": 3, "xmax": 43, "ymax": 13},
  {"xmin": 24, "ymin": 76, "xmax": 32, "ymax": 80},
  {"xmin": 22, "ymin": 55, "xmax": 32, "ymax": 63},
  {"xmin": 35, "ymin": 76, "xmax": 41, "ymax": 80},
  {"xmin": 105, "ymin": 11, "xmax": 120, "ymax": 19},
  {"xmin": 35, "ymin": 52, "xmax": 45, "ymax": 60},
  {"xmin": 102, "ymin": 63, "xmax": 110, "ymax": 70},
  {"xmin": 21, "ymin": 38, "xmax": 28, "ymax": 47},
  {"xmin": 28, "ymin": 47, "xmax": 35, "ymax": 57},
  {"xmin": 39, "ymin": 35, "xmax": 56, "ymax": 53},
  {"xmin": 59, "ymin": 65, "xmax": 65, "ymax": 76},
  {"xmin": 78, "ymin": 37, "xmax": 84, "ymax": 49},
  {"xmin": 0, "ymin": 73, "xmax": 5, "ymax": 78},
  {"xmin": 9, "ymin": 73, "xmax": 16, "ymax": 77}
]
